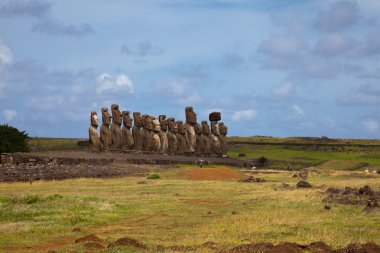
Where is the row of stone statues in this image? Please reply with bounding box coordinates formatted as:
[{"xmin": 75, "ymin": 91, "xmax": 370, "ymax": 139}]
[{"xmin": 89, "ymin": 105, "xmax": 228, "ymax": 156}]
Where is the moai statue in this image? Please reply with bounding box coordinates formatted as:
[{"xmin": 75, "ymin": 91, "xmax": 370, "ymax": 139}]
[
  {"xmin": 100, "ymin": 107, "xmax": 112, "ymax": 150},
  {"xmin": 194, "ymin": 123, "xmax": 203, "ymax": 155},
  {"xmin": 176, "ymin": 121, "xmax": 187, "ymax": 154},
  {"xmin": 88, "ymin": 112, "xmax": 101, "ymax": 151},
  {"xmin": 167, "ymin": 118, "xmax": 178, "ymax": 154},
  {"xmin": 218, "ymin": 122, "xmax": 228, "ymax": 155},
  {"xmin": 122, "ymin": 111, "xmax": 134, "ymax": 150},
  {"xmin": 132, "ymin": 112, "xmax": 143, "ymax": 151},
  {"xmin": 159, "ymin": 115, "xmax": 169, "ymax": 153},
  {"xmin": 184, "ymin": 107, "xmax": 197, "ymax": 153},
  {"xmin": 209, "ymin": 112, "xmax": 221, "ymax": 155},
  {"xmin": 151, "ymin": 116, "xmax": 161, "ymax": 152},
  {"xmin": 141, "ymin": 114, "xmax": 153, "ymax": 151},
  {"xmin": 110, "ymin": 104, "xmax": 123, "ymax": 150},
  {"xmin": 201, "ymin": 120, "xmax": 212, "ymax": 155}
]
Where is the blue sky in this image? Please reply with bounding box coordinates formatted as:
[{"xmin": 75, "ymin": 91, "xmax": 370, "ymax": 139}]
[{"xmin": 0, "ymin": 0, "xmax": 380, "ymax": 138}]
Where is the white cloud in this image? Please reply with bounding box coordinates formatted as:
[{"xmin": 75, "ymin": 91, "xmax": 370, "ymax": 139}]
[
  {"xmin": 2, "ymin": 109, "xmax": 17, "ymax": 122},
  {"xmin": 231, "ymin": 109, "xmax": 257, "ymax": 121},
  {"xmin": 258, "ymin": 35, "xmax": 307, "ymax": 57},
  {"xmin": 314, "ymin": 33, "xmax": 359, "ymax": 56},
  {"xmin": 363, "ymin": 119, "xmax": 379, "ymax": 132},
  {"xmin": 0, "ymin": 41, "xmax": 13, "ymax": 65},
  {"xmin": 96, "ymin": 73, "xmax": 134, "ymax": 94},
  {"xmin": 292, "ymin": 104, "xmax": 305, "ymax": 116},
  {"xmin": 314, "ymin": 1, "xmax": 360, "ymax": 32},
  {"xmin": 272, "ymin": 81, "xmax": 294, "ymax": 97}
]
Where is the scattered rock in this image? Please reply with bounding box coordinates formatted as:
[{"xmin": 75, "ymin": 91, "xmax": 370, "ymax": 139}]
[
  {"xmin": 108, "ymin": 237, "xmax": 147, "ymax": 250},
  {"xmin": 359, "ymin": 186, "xmax": 374, "ymax": 196},
  {"xmin": 323, "ymin": 186, "xmax": 380, "ymax": 206},
  {"xmin": 238, "ymin": 176, "xmax": 266, "ymax": 183},
  {"xmin": 273, "ymin": 183, "xmax": 292, "ymax": 191},
  {"xmin": 324, "ymin": 205, "xmax": 331, "ymax": 210},
  {"xmin": 296, "ymin": 180, "xmax": 312, "ymax": 188},
  {"xmin": 363, "ymin": 199, "xmax": 380, "ymax": 213}
]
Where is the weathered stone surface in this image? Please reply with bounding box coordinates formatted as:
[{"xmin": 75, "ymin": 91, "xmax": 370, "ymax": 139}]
[
  {"xmin": 194, "ymin": 123, "xmax": 203, "ymax": 154},
  {"xmin": 89, "ymin": 112, "xmax": 101, "ymax": 151},
  {"xmin": 201, "ymin": 121, "xmax": 211, "ymax": 154},
  {"xmin": 132, "ymin": 112, "xmax": 143, "ymax": 151},
  {"xmin": 210, "ymin": 118, "xmax": 221, "ymax": 155},
  {"xmin": 209, "ymin": 112, "xmax": 221, "ymax": 121},
  {"xmin": 100, "ymin": 107, "xmax": 112, "ymax": 150},
  {"xmin": 176, "ymin": 121, "xmax": 187, "ymax": 154},
  {"xmin": 159, "ymin": 115, "xmax": 168, "ymax": 153},
  {"xmin": 218, "ymin": 122, "xmax": 228, "ymax": 155},
  {"xmin": 141, "ymin": 114, "xmax": 153, "ymax": 151},
  {"xmin": 122, "ymin": 111, "xmax": 134, "ymax": 150},
  {"xmin": 151, "ymin": 117, "xmax": 161, "ymax": 152},
  {"xmin": 110, "ymin": 104, "xmax": 123, "ymax": 150},
  {"xmin": 185, "ymin": 107, "xmax": 197, "ymax": 153},
  {"xmin": 167, "ymin": 118, "xmax": 178, "ymax": 154}
]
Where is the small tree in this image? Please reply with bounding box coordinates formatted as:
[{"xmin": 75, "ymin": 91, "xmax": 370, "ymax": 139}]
[
  {"xmin": 256, "ymin": 156, "xmax": 268, "ymax": 167},
  {"xmin": 0, "ymin": 124, "xmax": 30, "ymax": 153}
]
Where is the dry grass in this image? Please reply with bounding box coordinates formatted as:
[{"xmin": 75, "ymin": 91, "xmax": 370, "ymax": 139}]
[{"xmin": 0, "ymin": 167, "xmax": 379, "ymax": 252}]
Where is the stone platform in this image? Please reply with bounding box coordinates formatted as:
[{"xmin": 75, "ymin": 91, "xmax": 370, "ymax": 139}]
[{"xmin": 0, "ymin": 151, "xmax": 247, "ymax": 182}]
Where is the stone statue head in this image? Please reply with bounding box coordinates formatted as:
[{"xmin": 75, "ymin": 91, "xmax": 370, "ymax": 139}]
[
  {"xmin": 219, "ymin": 122, "xmax": 228, "ymax": 135},
  {"xmin": 211, "ymin": 120, "xmax": 219, "ymax": 135},
  {"xmin": 111, "ymin": 104, "xmax": 122, "ymax": 125},
  {"xmin": 167, "ymin": 118, "xmax": 177, "ymax": 132},
  {"xmin": 159, "ymin": 115, "xmax": 168, "ymax": 131},
  {"xmin": 185, "ymin": 106, "xmax": 197, "ymax": 125},
  {"xmin": 151, "ymin": 116, "xmax": 161, "ymax": 132},
  {"xmin": 201, "ymin": 120, "xmax": 210, "ymax": 135},
  {"xmin": 194, "ymin": 123, "xmax": 202, "ymax": 134},
  {"xmin": 176, "ymin": 121, "xmax": 186, "ymax": 134},
  {"xmin": 90, "ymin": 111, "xmax": 99, "ymax": 127},
  {"xmin": 133, "ymin": 112, "xmax": 142, "ymax": 128},
  {"xmin": 142, "ymin": 114, "xmax": 153, "ymax": 130},
  {"xmin": 101, "ymin": 107, "xmax": 112, "ymax": 126},
  {"xmin": 122, "ymin": 111, "xmax": 133, "ymax": 128}
]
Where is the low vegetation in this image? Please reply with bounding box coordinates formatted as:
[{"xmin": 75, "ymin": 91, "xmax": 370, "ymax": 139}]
[
  {"xmin": 0, "ymin": 124, "xmax": 30, "ymax": 153},
  {"xmin": 0, "ymin": 167, "xmax": 378, "ymax": 252}
]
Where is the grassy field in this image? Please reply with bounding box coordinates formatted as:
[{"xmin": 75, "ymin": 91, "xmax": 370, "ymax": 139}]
[
  {"xmin": 0, "ymin": 167, "xmax": 379, "ymax": 252},
  {"xmin": 227, "ymin": 136, "xmax": 380, "ymax": 171},
  {"xmin": 1, "ymin": 136, "xmax": 376, "ymax": 252}
]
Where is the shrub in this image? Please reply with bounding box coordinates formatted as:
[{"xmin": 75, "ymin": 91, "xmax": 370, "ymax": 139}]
[
  {"xmin": 147, "ymin": 173, "xmax": 160, "ymax": 180},
  {"xmin": 256, "ymin": 156, "xmax": 268, "ymax": 167},
  {"xmin": 0, "ymin": 124, "xmax": 30, "ymax": 153}
]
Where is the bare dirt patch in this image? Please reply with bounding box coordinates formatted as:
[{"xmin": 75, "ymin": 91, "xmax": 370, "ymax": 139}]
[{"xmin": 179, "ymin": 168, "xmax": 245, "ymax": 181}]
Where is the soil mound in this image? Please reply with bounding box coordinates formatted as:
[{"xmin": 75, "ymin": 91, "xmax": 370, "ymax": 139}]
[
  {"xmin": 108, "ymin": 237, "xmax": 147, "ymax": 250},
  {"xmin": 323, "ymin": 186, "xmax": 380, "ymax": 206},
  {"xmin": 335, "ymin": 242, "xmax": 380, "ymax": 253},
  {"xmin": 229, "ymin": 241, "xmax": 380, "ymax": 253},
  {"xmin": 296, "ymin": 180, "xmax": 312, "ymax": 188},
  {"xmin": 74, "ymin": 234, "xmax": 105, "ymax": 245},
  {"xmin": 180, "ymin": 168, "xmax": 245, "ymax": 181}
]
